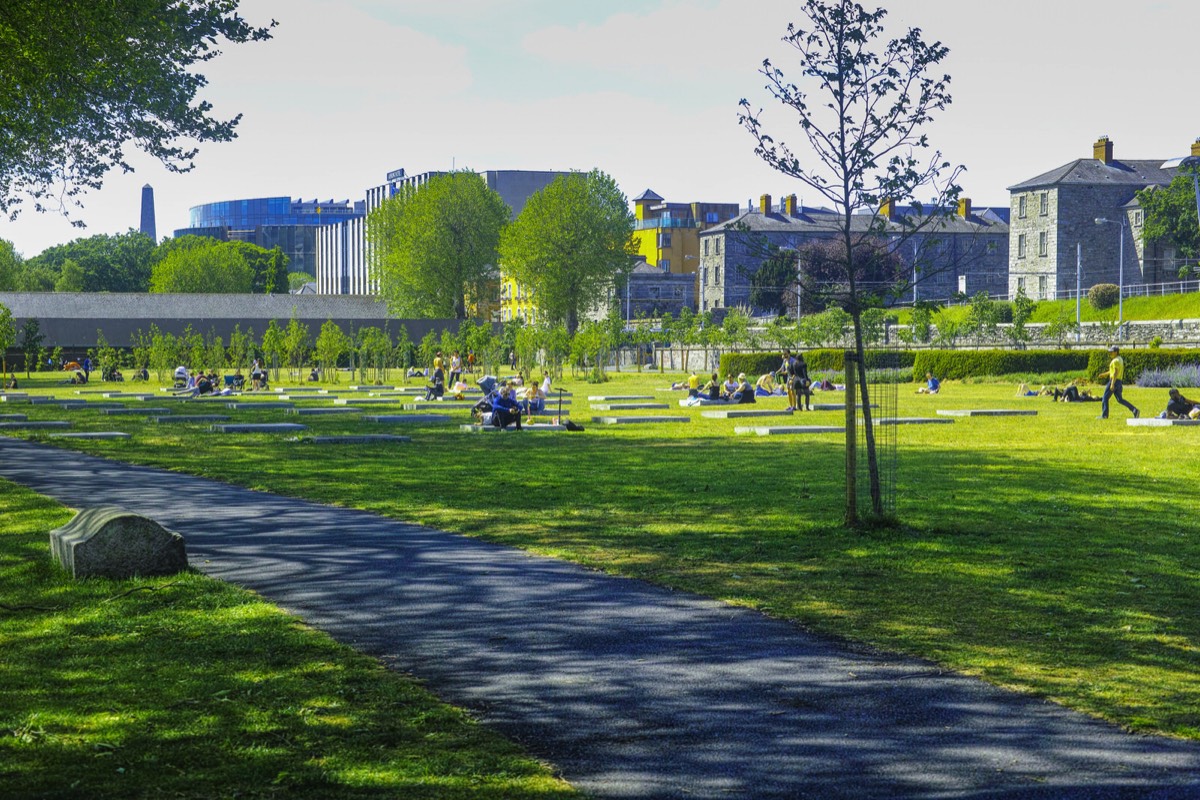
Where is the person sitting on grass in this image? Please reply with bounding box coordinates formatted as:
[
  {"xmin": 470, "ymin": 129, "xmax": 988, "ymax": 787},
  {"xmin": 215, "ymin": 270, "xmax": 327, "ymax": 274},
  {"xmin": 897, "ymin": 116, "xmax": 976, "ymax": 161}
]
[
  {"xmin": 722, "ymin": 373, "xmax": 739, "ymax": 398},
  {"xmin": 702, "ymin": 372, "xmax": 722, "ymax": 401},
  {"xmin": 916, "ymin": 372, "xmax": 940, "ymax": 394},
  {"xmin": 731, "ymin": 373, "xmax": 756, "ymax": 404},
  {"xmin": 424, "ymin": 366, "xmax": 445, "ymax": 401},
  {"xmin": 491, "ymin": 385, "xmax": 523, "ymax": 430},
  {"xmin": 1165, "ymin": 388, "xmax": 1200, "ymax": 419},
  {"xmin": 5, "ymin": 373, "xmax": 17, "ymax": 389},
  {"xmin": 755, "ymin": 372, "xmax": 778, "ymax": 397},
  {"xmin": 308, "ymin": 366, "xmax": 319, "ymax": 382}
]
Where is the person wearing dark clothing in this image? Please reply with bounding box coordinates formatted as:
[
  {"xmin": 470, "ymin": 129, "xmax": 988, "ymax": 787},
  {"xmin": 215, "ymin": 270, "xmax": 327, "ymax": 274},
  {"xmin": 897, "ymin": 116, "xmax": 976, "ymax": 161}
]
[
  {"xmin": 792, "ymin": 353, "xmax": 811, "ymax": 411},
  {"xmin": 732, "ymin": 373, "xmax": 756, "ymax": 404},
  {"xmin": 702, "ymin": 372, "xmax": 721, "ymax": 401},
  {"xmin": 1098, "ymin": 346, "xmax": 1139, "ymax": 419},
  {"xmin": 1166, "ymin": 388, "xmax": 1199, "ymax": 418},
  {"xmin": 425, "ymin": 367, "xmax": 445, "ymax": 401},
  {"xmin": 491, "ymin": 386, "xmax": 523, "ymax": 430}
]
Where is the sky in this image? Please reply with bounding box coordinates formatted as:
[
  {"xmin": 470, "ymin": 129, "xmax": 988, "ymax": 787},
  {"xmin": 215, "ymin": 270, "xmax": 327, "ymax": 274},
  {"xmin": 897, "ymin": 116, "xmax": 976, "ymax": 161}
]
[{"xmin": 4, "ymin": 0, "xmax": 1200, "ymax": 259}]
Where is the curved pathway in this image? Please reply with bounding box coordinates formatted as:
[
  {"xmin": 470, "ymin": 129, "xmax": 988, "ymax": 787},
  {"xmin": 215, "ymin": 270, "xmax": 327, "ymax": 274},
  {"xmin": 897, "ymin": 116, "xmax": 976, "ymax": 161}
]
[{"xmin": 2, "ymin": 437, "xmax": 1199, "ymax": 799}]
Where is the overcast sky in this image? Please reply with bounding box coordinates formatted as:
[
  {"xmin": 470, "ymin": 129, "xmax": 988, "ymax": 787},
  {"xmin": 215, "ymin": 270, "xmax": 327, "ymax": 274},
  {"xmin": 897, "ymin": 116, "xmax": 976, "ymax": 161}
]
[{"xmin": 4, "ymin": 0, "xmax": 1199, "ymax": 259}]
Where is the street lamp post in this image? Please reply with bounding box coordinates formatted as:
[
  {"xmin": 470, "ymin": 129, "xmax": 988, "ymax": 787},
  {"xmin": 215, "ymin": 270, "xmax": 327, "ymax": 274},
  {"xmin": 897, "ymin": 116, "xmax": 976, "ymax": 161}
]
[{"xmin": 1095, "ymin": 216, "xmax": 1126, "ymax": 339}]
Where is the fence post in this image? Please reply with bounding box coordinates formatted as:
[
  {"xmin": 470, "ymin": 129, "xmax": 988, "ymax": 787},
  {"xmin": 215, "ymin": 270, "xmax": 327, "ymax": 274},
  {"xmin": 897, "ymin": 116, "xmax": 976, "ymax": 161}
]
[{"xmin": 844, "ymin": 350, "xmax": 858, "ymax": 528}]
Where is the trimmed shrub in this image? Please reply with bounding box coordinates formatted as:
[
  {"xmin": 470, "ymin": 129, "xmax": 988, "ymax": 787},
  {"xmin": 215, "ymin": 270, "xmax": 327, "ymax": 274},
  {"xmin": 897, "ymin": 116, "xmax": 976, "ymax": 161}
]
[
  {"xmin": 1088, "ymin": 284, "xmax": 1120, "ymax": 310},
  {"xmin": 913, "ymin": 349, "xmax": 1091, "ymax": 381},
  {"xmin": 719, "ymin": 349, "xmax": 917, "ymax": 379},
  {"xmin": 1136, "ymin": 364, "xmax": 1200, "ymax": 388},
  {"xmin": 1086, "ymin": 348, "xmax": 1200, "ymax": 382}
]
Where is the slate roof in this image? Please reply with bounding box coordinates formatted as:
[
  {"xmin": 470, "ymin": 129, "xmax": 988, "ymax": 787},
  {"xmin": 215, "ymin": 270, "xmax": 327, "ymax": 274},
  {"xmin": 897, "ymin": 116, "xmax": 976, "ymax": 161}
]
[
  {"xmin": 1007, "ymin": 159, "xmax": 1175, "ymax": 192},
  {"xmin": 700, "ymin": 206, "xmax": 1007, "ymax": 237},
  {"xmin": 633, "ymin": 189, "xmax": 664, "ymax": 203}
]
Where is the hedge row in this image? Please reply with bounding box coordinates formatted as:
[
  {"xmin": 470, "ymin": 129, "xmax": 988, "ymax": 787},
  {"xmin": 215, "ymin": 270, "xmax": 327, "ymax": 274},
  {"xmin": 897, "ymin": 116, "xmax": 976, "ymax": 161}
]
[
  {"xmin": 912, "ymin": 350, "xmax": 1091, "ymax": 381},
  {"xmin": 718, "ymin": 349, "xmax": 917, "ymax": 378},
  {"xmin": 1084, "ymin": 348, "xmax": 1200, "ymax": 382},
  {"xmin": 717, "ymin": 347, "xmax": 1200, "ymax": 382}
]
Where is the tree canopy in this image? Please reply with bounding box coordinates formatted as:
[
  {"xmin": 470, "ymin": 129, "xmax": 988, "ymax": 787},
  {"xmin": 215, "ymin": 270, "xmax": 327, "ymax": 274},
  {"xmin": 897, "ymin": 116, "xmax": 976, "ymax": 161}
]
[
  {"xmin": 148, "ymin": 238, "xmax": 285, "ymax": 294},
  {"xmin": 499, "ymin": 170, "xmax": 636, "ymax": 334},
  {"xmin": 369, "ymin": 171, "xmax": 509, "ymax": 319},
  {"xmin": 1137, "ymin": 171, "xmax": 1200, "ymax": 267},
  {"xmin": 0, "ymin": 1, "xmax": 274, "ymax": 221},
  {"xmin": 748, "ymin": 247, "xmax": 800, "ymax": 316},
  {"xmin": 25, "ymin": 230, "xmax": 157, "ymax": 292}
]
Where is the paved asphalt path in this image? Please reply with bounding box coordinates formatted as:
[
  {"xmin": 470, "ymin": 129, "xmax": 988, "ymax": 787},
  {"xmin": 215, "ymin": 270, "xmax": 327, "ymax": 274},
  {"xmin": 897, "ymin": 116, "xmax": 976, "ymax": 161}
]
[{"xmin": 3, "ymin": 437, "xmax": 1200, "ymax": 799}]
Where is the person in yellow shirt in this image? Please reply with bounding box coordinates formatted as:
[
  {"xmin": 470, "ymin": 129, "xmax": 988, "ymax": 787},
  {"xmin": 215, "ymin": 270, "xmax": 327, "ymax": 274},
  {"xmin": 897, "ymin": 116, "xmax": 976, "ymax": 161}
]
[{"xmin": 1097, "ymin": 345, "xmax": 1139, "ymax": 419}]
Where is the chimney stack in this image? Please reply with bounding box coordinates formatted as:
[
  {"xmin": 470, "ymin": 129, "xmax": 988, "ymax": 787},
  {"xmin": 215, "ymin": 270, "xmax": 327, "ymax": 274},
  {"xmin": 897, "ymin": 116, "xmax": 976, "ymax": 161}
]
[
  {"xmin": 1191, "ymin": 138, "xmax": 1200, "ymax": 158},
  {"xmin": 1093, "ymin": 136, "xmax": 1114, "ymax": 164},
  {"xmin": 880, "ymin": 198, "xmax": 897, "ymax": 221},
  {"xmin": 784, "ymin": 194, "xmax": 798, "ymax": 216},
  {"xmin": 759, "ymin": 194, "xmax": 773, "ymax": 214},
  {"xmin": 957, "ymin": 197, "xmax": 972, "ymax": 219}
]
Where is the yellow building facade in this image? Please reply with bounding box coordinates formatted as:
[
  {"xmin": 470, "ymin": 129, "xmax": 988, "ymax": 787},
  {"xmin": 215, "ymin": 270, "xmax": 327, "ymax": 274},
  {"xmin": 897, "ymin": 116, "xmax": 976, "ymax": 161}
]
[{"xmin": 630, "ymin": 189, "xmax": 740, "ymax": 282}]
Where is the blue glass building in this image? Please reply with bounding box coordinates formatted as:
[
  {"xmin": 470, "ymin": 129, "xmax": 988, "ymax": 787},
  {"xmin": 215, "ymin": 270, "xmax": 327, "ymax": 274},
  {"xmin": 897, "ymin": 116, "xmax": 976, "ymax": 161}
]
[{"xmin": 175, "ymin": 196, "xmax": 365, "ymax": 276}]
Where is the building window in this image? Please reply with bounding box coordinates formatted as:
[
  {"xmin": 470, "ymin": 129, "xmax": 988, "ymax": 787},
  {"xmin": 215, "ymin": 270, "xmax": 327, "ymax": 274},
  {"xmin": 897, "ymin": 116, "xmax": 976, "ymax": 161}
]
[
  {"xmin": 1134, "ymin": 210, "xmax": 1144, "ymax": 227},
  {"xmin": 1018, "ymin": 196, "xmax": 1027, "ymax": 219},
  {"xmin": 673, "ymin": 286, "xmax": 684, "ymax": 298},
  {"xmin": 648, "ymin": 287, "xmax": 661, "ymax": 299},
  {"xmin": 1039, "ymin": 192, "xmax": 1048, "ymax": 216},
  {"xmin": 660, "ymin": 259, "xmax": 671, "ymax": 272},
  {"xmin": 1038, "ymin": 231, "xmax": 1048, "ymax": 257},
  {"xmin": 716, "ymin": 238, "xmax": 722, "ymax": 254},
  {"xmin": 1017, "ymin": 233, "xmax": 1027, "ymax": 258},
  {"xmin": 658, "ymin": 232, "xmax": 672, "ymax": 248},
  {"xmin": 1017, "ymin": 276, "xmax": 1026, "ymax": 292},
  {"xmin": 1038, "ymin": 275, "xmax": 1048, "ymax": 299},
  {"xmin": 705, "ymin": 212, "xmax": 719, "ymax": 223},
  {"xmin": 703, "ymin": 239, "xmax": 709, "ymax": 255}
]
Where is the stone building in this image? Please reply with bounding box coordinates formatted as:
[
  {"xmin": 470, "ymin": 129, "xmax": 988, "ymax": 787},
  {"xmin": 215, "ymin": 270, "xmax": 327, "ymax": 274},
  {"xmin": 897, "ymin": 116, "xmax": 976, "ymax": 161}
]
[
  {"xmin": 1006, "ymin": 136, "xmax": 1199, "ymax": 300},
  {"xmin": 697, "ymin": 194, "xmax": 1009, "ymax": 314}
]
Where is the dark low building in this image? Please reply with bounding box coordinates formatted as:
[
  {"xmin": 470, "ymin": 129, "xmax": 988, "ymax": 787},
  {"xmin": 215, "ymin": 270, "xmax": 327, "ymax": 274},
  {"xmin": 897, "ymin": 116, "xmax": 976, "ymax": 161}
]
[{"xmin": 0, "ymin": 292, "xmax": 456, "ymax": 352}]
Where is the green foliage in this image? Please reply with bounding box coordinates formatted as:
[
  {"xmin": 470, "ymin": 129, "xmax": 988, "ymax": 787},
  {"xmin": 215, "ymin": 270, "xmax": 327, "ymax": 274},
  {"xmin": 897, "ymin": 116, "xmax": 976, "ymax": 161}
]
[
  {"xmin": 0, "ymin": 1, "xmax": 273, "ymax": 221},
  {"xmin": 499, "ymin": 170, "xmax": 635, "ymax": 333},
  {"xmin": 282, "ymin": 318, "xmax": 310, "ymax": 379},
  {"xmin": 260, "ymin": 319, "xmax": 284, "ymax": 378},
  {"xmin": 1137, "ymin": 170, "xmax": 1200, "ymax": 260},
  {"xmin": 1040, "ymin": 308, "xmax": 1080, "ymax": 348},
  {"xmin": 0, "ymin": 302, "xmax": 14, "ymax": 373},
  {"xmin": 226, "ymin": 325, "xmax": 253, "ymax": 372},
  {"xmin": 914, "ymin": 349, "xmax": 1090, "ymax": 381},
  {"xmin": 0, "ymin": 239, "xmax": 20, "ymax": 289},
  {"xmin": 1007, "ymin": 286, "xmax": 1037, "ymax": 348},
  {"xmin": 288, "ymin": 271, "xmax": 315, "ymax": 291},
  {"xmin": 314, "ymin": 320, "xmax": 352, "ymax": 381},
  {"xmin": 901, "ymin": 300, "xmax": 938, "ymax": 344},
  {"xmin": 1088, "ymin": 283, "xmax": 1120, "ymax": 311},
  {"xmin": 718, "ymin": 348, "xmax": 917, "ymax": 379},
  {"xmin": 1085, "ymin": 348, "xmax": 1200, "ymax": 382},
  {"xmin": 369, "ymin": 171, "xmax": 509, "ymax": 319},
  {"xmin": 356, "ymin": 326, "xmax": 393, "ymax": 383},
  {"xmin": 1149, "ymin": 336, "xmax": 1163, "ymax": 349},
  {"xmin": 25, "ymin": 231, "xmax": 156, "ymax": 292},
  {"xmin": 797, "ymin": 307, "xmax": 851, "ymax": 348},
  {"xmin": 149, "ymin": 239, "xmax": 257, "ymax": 293},
  {"xmin": 961, "ymin": 291, "xmax": 1002, "ymax": 341},
  {"xmin": 748, "ymin": 247, "xmax": 799, "ymax": 315},
  {"xmin": 17, "ymin": 318, "xmax": 42, "ymax": 376}
]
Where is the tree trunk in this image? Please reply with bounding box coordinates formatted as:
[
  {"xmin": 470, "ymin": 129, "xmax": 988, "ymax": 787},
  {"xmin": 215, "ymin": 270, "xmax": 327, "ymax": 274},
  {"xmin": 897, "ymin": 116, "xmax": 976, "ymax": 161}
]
[{"xmin": 850, "ymin": 307, "xmax": 883, "ymax": 519}]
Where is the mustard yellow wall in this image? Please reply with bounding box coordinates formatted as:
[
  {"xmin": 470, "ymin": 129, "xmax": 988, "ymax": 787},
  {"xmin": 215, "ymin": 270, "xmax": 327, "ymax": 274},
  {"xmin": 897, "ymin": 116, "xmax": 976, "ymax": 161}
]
[
  {"xmin": 632, "ymin": 226, "xmax": 701, "ymax": 275},
  {"xmin": 499, "ymin": 274, "xmax": 539, "ymax": 323}
]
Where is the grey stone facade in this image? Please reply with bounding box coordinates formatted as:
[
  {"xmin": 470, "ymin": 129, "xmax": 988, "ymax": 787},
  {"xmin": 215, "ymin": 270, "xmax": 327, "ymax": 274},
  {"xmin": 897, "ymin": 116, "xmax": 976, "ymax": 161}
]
[
  {"xmin": 1007, "ymin": 137, "xmax": 1193, "ymax": 301},
  {"xmin": 698, "ymin": 195, "xmax": 1009, "ymax": 313}
]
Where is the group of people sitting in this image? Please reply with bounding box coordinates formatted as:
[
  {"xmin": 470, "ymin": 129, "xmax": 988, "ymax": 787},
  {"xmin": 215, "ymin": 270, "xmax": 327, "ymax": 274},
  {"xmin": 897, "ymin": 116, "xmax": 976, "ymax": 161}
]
[
  {"xmin": 1163, "ymin": 388, "xmax": 1200, "ymax": 419},
  {"xmin": 470, "ymin": 373, "xmax": 556, "ymax": 429}
]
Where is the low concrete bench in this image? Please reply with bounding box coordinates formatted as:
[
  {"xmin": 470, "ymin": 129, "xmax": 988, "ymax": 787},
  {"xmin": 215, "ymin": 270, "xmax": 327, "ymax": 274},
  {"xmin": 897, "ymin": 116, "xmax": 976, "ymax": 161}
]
[
  {"xmin": 274, "ymin": 386, "xmax": 323, "ymax": 393},
  {"xmin": 591, "ymin": 416, "xmax": 690, "ymax": 425},
  {"xmin": 735, "ymin": 425, "xmax": 845, "ymax": 436},
  {"xmin": 277, "ymin": 394, "xmax": 339, "ymax": 401},
  {"xmin": 588, "ymin": 395, "xmax": 654, "ymax": 401},
  {"xmin": 0, "ymin": 413, "xmax": 28, "ymax": 421},
  {"xmin": 334, "ymin": 397, "xmax": 399, "ymax": 405},
  {"xmin": 1127, "ymin": 418, "xmax": 1200, "ymax": 427},
  {"xmin": 306, "ymin": 434, "xmax": 412, "ymax": 444},
  {"xmin": 0, "ymin": 420, "xmax": 71, "ymax": 430},
  {"xmin": 362, "ymin": 414, "xmax": 453, "ymax": 424},
  {"xmin": 701, "ymin": 408, "xmax": 795, "ymax": 419},
  {"xmin": 936, "ymin": 409, "xmax": 1038, "ymax": 417},
  {"xmin": 210, "ymin": 423, "xmax": 308, "ymax": 433},
  {"xmin": 810, "ymin": 403, "xmax": 879, "ymax": 411},
  {"xmin": 348, "ymin": 385, "xmax": 395, "ymax": 391},
  {"xmin": 150, "ymin": 415, "xmax": 231, "ymax": 424},
  {"xmin": 49, "ymin": 432, "xmax": 132, "ymax": 440},
  {"xmin": 402, "ymin": 401, "xmax": 479, "ymax": 410},
  {"xmin": 591, "ymin": 403, "xmax": 668, "ymax": 411},
  {"xmin": 460, "ymin": 423, "xmax": 567, "ymax": 433},
  {"xmin": 103, "ymin": 407, "xmax": 170, "ymax": 415},
  {"xmin": 287, "ymin": 407, "xmax": 364, "ymax": 416},
  {"xmin": 868, "ymin": 417, "xmax": 955, "ymax": 425},
  {"xmin": 225, "ymin": 402, "xmax": 295, "ymax": 410},
  {"xmin": 50, "ymin": 506, "xmax": 187, "ymax": 579},
  {"xmin": 101, "ymin": 392, "xmax": 155, "ymax": 400},
  {"xmin": 0, "ymin": 394, "xmax": 30, "ymax": 403}
]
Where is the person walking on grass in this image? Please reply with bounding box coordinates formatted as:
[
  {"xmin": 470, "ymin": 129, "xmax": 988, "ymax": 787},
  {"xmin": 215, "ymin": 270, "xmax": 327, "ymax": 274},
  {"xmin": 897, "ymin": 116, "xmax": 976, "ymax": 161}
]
[{"xmin": 1098, "ymin": 345, "xmax": 1139, "ymax": 420}]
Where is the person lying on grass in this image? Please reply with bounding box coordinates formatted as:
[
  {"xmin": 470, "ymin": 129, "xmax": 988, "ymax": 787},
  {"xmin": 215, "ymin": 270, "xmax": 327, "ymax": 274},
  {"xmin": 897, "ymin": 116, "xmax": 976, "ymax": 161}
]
[{"xmin": 1165, "ymin": 388, "xmax": 1200, "ymax": 419}]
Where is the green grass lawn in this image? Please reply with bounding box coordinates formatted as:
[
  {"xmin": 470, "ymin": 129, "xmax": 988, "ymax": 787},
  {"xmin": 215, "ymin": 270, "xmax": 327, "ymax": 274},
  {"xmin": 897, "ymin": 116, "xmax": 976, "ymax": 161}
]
[
  {"xmin": 0, "ymin": 478, "xmax": 575, "ymax": 799},
  {"xmin": 893, "ymin": 291, "xmax": 1200, "ymax": 324},
  {"xmin": 3, "ymin": 369, "xmax": 1199, "ymax": 745}
]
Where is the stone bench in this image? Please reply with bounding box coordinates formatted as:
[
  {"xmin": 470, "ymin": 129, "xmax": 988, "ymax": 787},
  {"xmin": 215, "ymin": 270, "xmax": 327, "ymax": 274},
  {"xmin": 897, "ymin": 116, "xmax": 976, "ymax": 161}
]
[
  {"xmin": 402, "ymin": 401, "xmax": 479, "ymax": 410},
  {"xmin": 0, "ymin": 394, "xmax": 30, "ymax": 403},
  {"xmin": 460, "ymin": 423, "xmax": 567, "ymax": 433},
  {"xmin": 49, "ymin": 432, "xmax": 132, "ymax": 440},
  {"xmin": 935, "ymin": 409, "xmax": 1038, "ymax": 417},
  {"xmin": 588, "ymin": 395, "xmax": 654, "ymax": 401},
  {"xmin": 287, "ymin": 407, "xmax": 364, "ymax": 416},
  {"xmin": 1126, "ymin": 418, "xmax": 1200, "ymax": 427},
  {"xmin": 0, "ymin": 413, "xmax": 28, "ymax": 421},
  {"xmin": 591, "ymin": 403, "xmax": 668, "ymax": 411},
  {"xmin": 50, "ymin": 506, "xmax": 187, "ymax": 579},
  {"xmin": 306, "ymin": 434, "xmax": 412, "ymax": 444},
  {"xmin": 103, "ymin": 407, "xmax": 170, "ymax": 415},
  {"xmin": 150, "ymin": 415, "xmax": 231, "ymax": 424},
  {"xmin": 101, "ymin": 392, "xmax": 155, "ymax": 399},
  {"xmin": 277, "ymin": 394, "xmax": 339, "ymax": 401},
  {"xmin": 348, "ymin": 385, "xmax": 395, "ymax": 391},
  {"xmin": 591, "ymin": 416, "xmax": 690, "ymax": 425},
  {"xmin": 225, "ymin": 402, "xmax": 295, "ymax": 410},
  {"xmin": 810, "ymin": 403, "xmax": 879, "ymax": 411},
  {"xmin": 701, "ymin": 408, "xmax": 795, "ymax": 419},
  {"xmin": 210, "ymin": 423, "xmax": 308, "ymax": 433},
  {"xmin": 867, "ymin": 417, "xmax": 955, "ymax": 425},
  {"xmin": 362, "ymin": 414, "xmax": 453, "ymax": 424},
  {"xmin": 59, "ymin": 402, "xmax": 124, "ymax": 410},
  {"xmin": 334, "ymin": 397, "xmax": 400, "ymax": 405},
  {"xmin": 273, "ymin": 386, "xmax": 323, "ymax": 393},
  {"xmin": 735, "ymin": 425, "xmax": 845, "ymax": 436},
  {"xmin": 0, "ymin": 420, "xmax": 72, "ymax": 430}
]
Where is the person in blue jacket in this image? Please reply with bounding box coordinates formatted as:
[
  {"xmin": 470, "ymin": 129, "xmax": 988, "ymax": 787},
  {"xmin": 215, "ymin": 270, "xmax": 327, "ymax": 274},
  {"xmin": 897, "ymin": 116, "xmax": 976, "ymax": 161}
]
[
  {"xmin": 491, "ymin": 385, "xmax": 523, "ymax": 430},
  {"xmin": 917, "ymin": 372, "xmax": 940, "ymax": 394}
]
